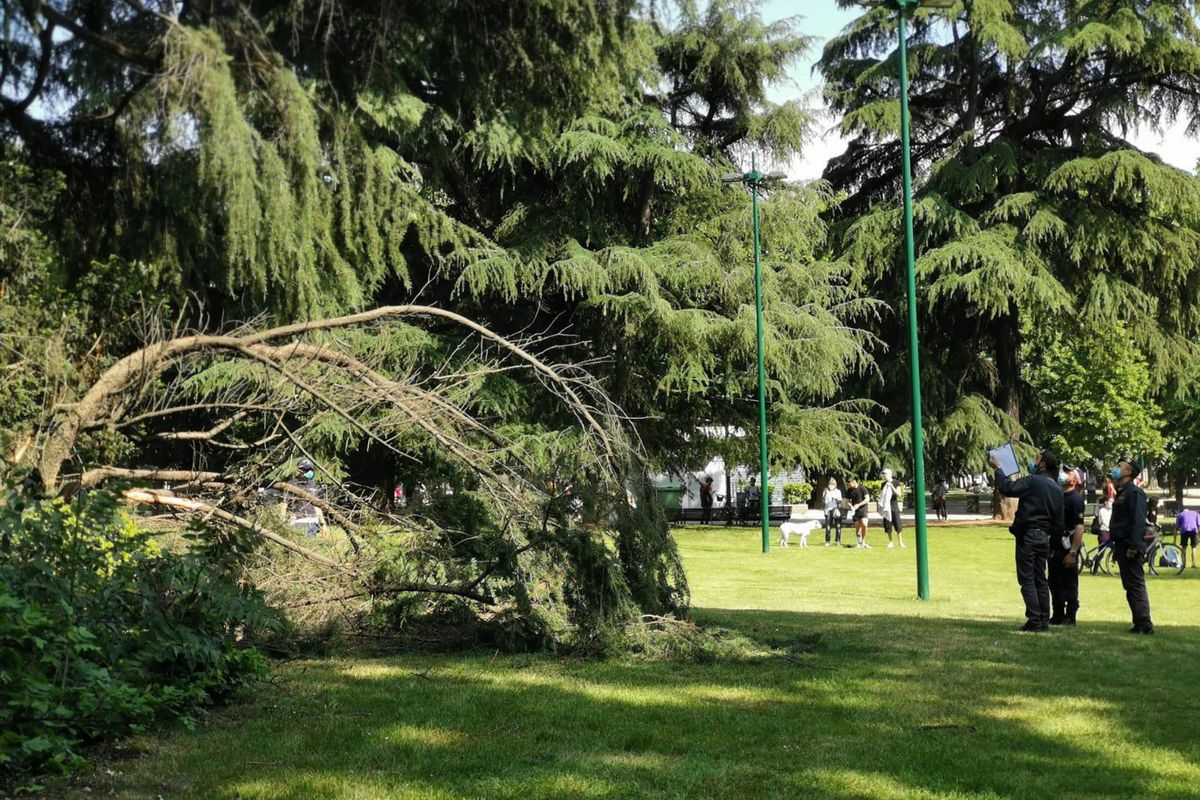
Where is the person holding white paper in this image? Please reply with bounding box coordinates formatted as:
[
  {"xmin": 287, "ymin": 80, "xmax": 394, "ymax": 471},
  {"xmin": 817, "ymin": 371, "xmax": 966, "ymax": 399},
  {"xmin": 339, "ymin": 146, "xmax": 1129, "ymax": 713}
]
[{"xmin": 991, "ymin": 448, "xmax": 1063, "ymax": 632}]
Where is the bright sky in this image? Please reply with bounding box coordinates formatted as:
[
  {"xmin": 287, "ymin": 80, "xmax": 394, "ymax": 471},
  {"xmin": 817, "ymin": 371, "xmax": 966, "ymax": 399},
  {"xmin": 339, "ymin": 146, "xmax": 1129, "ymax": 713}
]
[{"xmin": 760, "ymin": 0, "xmax": 1200, "ymax": 180}]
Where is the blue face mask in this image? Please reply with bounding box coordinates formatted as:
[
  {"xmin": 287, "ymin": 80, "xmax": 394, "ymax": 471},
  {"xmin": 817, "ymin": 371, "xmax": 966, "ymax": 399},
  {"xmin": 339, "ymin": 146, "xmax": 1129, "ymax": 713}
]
[
  {"xmin": 1057, "ymin": 472, "xmax": 1068, "ymax": 487},
  {"xmin": 1028, "ymin": 460, "xmax": 1039, "ymax": 474},
  {"xmin": 1109, "ymin": 467, "xmax": 1122, "ymax": 481}
]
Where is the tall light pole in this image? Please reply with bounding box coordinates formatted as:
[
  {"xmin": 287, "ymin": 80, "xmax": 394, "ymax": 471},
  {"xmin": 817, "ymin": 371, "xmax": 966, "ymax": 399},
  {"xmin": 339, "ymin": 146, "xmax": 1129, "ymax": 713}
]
[
  {"xmin": 859, "ymin": 0, "xmax": 953, "ymax": 599},
  {"xmin": 722, "ymin": 156, "xmax": 786, "ymax": 554}
]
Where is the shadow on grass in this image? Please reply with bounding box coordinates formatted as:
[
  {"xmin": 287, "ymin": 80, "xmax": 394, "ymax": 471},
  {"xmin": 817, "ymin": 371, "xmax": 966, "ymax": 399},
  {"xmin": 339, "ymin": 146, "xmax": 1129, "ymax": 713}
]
[{"xmin": 66, "ymin": 607, "xmax": 1200, "ymax": 800}]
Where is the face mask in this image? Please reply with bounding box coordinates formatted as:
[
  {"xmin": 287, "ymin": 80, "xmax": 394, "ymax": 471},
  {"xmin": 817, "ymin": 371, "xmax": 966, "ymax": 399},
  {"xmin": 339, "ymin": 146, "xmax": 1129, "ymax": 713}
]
[
  {"xmin": 1057, "ymin": 471, "xmax": 1068, "ymax": 487},
  {"xmin": 1028, "ymin": 460, "xmax": 1039, "ymax": 474},
  {"xmin": 1109, "ymin": 467, "xmax": 1122, "ymax": 481}
]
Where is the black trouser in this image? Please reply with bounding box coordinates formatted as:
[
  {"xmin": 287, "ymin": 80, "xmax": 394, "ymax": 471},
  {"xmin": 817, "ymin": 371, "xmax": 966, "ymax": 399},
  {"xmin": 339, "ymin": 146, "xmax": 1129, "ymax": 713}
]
[
  {"xmin": 1047, "ymin": 547, "xmax": 1079, "ymax": 620},
  {"xmin": 1015, "ymin": 533, "xmax": 1050, "ymax": 627},
  {"xmin": 824, "ymin": 509, "xmax": 841, "ymax": 544},
  {"xmin": 1115, "ymin": 545, "xmax": 1153, "ymax": 629},
  {"xmin": 700, "ymin": 502, "xmax": 713, "ymax": 524}
]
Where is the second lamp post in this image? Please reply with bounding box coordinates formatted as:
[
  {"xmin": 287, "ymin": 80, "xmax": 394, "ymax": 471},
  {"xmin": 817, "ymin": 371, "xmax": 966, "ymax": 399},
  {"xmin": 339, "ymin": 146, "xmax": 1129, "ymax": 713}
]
[{"xmin": 723, "ymin": 156, "xmax": 786, "ymax": 554}]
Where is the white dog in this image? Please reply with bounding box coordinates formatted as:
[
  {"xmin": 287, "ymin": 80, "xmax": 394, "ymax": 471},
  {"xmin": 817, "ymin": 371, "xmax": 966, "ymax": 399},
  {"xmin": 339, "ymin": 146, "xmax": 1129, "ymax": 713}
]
[{"xmin": 778, "ymin": 519, "xmax": 821, "ymax": 548}]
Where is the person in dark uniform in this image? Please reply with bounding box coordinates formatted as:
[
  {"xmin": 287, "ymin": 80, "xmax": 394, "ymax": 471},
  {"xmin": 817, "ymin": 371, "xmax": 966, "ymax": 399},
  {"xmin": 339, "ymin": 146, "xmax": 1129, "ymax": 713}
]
[
  {"xmin": 699, "ymin": 476, "xmax": 715, "ymax": 525},
  {"xmin": 1108, "ymin": 457, "xmax": 1154, "ymax": 634},
  {"xmin": 1049, "ymin": 467, "xmax": 1085, "ymax": 625},
  {"xmin": 991, "ymin": 449, "xmax": 1063, "ymax": 632}
]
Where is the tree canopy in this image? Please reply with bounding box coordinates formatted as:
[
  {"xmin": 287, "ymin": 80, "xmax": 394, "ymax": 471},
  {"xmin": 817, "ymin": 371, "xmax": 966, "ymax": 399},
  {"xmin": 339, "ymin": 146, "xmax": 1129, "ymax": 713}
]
[{"xmin": 822, "ymin": 0, "xmax": 1200, "ymax": 476}]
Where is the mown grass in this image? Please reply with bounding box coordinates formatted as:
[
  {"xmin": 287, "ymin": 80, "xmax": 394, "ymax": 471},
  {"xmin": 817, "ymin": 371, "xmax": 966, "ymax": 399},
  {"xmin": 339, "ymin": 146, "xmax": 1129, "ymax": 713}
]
[{"xmin": 43, "ymin": 525, "xmax": 1200, "ymax": 799}]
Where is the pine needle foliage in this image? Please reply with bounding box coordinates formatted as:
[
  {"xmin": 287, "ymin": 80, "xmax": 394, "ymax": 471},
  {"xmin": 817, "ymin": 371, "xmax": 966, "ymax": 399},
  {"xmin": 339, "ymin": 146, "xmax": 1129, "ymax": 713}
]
[{"xmin": 821, "ymin": 0, "xmax": 1200, "ymax": 472}]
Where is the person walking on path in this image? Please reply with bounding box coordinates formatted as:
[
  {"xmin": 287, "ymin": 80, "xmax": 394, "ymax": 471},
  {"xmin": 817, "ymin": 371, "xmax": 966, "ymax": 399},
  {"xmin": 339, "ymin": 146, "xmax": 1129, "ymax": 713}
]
[
  {"xmin": 1049, "ymin": 468, "xmax": 1085, "ymax": 625},
  {"xmin": 879, "ymin": 468, "xmax": 905, "ymax": 549},
  {"xmin": 699, "ymin": 476, "xmax": 715, "ymax": 525},
  {"xmin": 847, "ymin": 478, "xmax": 871, "ymax": 549},
  {"xmin": 992, "ymin": 449, "xmax": 1063, "ymax": 632},
  {"xmin": 1109, "ymin": 457, "xmax": 1154, "ymax": 634},
  {"xmin": 1176, "ymin": 506, "xmax": 1199, "ymax": 569},
  {"xmin": 822, "ymin": 478, "xmax": 843, "ymax": 546},
  {"xmin": 932, "ymin": 478, "xmax": 949, "ymax": 521}
]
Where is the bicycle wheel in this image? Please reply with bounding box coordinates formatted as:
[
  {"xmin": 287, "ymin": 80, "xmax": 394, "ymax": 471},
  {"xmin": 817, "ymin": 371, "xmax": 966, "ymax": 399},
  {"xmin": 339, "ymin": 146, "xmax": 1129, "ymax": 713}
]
[
  {"xmin": 1149, "ymin": 542, "xmax": 1186, "ymax": 576},
  {"xmin": 1101, "ymin": 546, "xmax": 1119, "ymax": 576},
  {"xmin": 1076, "ymin": 546, "xmax": 1090, "ymax": 575}
]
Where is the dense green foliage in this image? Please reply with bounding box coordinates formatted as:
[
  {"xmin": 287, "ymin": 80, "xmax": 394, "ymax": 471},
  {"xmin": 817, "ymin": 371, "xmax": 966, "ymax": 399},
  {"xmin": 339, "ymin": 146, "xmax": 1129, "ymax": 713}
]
[
  {"xmin": 0, "ymin": 484, "xmax": 273, "ymax": 785},
  {"xmin": 823, "ymin": 0, "xmax": 1200, "ymax": 476},
  {"xmin": 1026, "ymin": 328, "xmax": 1166, "ymax": 468}
]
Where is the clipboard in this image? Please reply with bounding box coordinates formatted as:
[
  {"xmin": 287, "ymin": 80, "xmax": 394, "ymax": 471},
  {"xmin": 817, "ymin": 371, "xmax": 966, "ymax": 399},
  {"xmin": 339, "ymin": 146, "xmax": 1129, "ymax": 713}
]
[{"xmin": 987, "ymin": 443, "xmax": 1020, "ymax": 477}]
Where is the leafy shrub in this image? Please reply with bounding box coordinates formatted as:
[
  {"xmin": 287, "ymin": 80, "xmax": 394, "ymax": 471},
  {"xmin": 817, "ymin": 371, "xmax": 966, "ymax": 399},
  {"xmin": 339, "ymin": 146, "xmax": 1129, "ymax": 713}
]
[
  {"xmin": 782, "ymin": 482, "xmax": 813, "ymax": 504},
  {"xmin": 0, "ymin": 484, "xmax": 275, "ymax": 788}
]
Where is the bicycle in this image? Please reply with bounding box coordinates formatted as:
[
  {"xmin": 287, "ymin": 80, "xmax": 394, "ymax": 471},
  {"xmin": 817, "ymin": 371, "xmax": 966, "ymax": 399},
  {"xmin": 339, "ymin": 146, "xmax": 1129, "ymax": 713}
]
[
  {"xmin": 1146, "ymin": 527, "xmax": 1186, "ymax": 577},
  {"xmin": 1077, "ymin": 540, "xmax": 1114, "ymax": 576},
  {"xmin": 1097, "ymin": 527, "xmax": 1186, "ymax": 577}
]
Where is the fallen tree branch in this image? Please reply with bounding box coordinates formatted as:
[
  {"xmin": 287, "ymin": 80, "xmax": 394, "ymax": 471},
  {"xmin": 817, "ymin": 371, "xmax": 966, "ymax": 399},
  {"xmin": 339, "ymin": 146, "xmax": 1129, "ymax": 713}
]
[{"xmin": 123, "ymin": 488, "xmax": 346, "ymax": 571}]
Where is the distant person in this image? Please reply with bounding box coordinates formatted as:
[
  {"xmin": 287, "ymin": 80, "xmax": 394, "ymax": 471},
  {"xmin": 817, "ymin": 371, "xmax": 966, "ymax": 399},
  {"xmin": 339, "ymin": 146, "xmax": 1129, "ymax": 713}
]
[
  {"xmin": 1109, "ymin": 457, "xmax": 1154, "ymax": 634},
  {"xmin": 1147, "ymin": 495, "xmax": 1159, "ymax": 529},
  {"xmin": 932, "ymin": 478, "xmax": 949, "ymax": 521},
  {"xmin": 1096, "ymin": 497, "xmax": 1113, "ymax": 544},
  {"xmin": 992, "ymin": 449, "xmax": 1063, "ymax": 632},
  {"xmin": 1177, "ymin": 506, "xmax": 1199, "ymax": 569},
  {"xmin": 847, "ymin": 477, "xmax": 871, "ymax": 549},
  {"xmin": 822, "ymin": 478, "xmax": 843, "ymax": 546},
  {"xmin": 746, "ymin": 476, "xmax": 761, "ymax": 519},
  {"xmin": 287, "ymin": 458, "xmax": 324, "ymax": 537},
  {"xmin": 879, "ymin": 468, "xmax": 904, "ymax": 549},
  {"xmin": 700, "ymin": 476, "xmax": 716, "ymax": 525},
  {"xmin": 1049, "ymin": 467, "xmax": 1085, "ymax": 625},
  {"xmin": 1103, "ymin": 476, "xmax": 1116, "ymax": 504}
]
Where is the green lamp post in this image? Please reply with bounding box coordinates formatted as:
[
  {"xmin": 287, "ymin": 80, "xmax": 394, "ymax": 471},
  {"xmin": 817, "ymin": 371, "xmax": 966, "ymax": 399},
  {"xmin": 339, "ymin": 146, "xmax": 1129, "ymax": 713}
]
[
  {"xmin": 722, "ymin": 156, "xmax": 787, "ymax": 554},
  {"xmin": 859, "ymin": 0, "xmax": 953, "ymax": 599}
]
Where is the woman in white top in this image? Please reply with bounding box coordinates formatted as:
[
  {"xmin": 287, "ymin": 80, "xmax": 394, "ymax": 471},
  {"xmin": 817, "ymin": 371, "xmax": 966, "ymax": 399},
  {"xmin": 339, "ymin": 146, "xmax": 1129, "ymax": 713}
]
[
  {"xmin": 1097, "ymin": 498, "xmax": 1113, "ymax": 544},
  {"xmin": 822, "ymin": 479, "xmax": 843, "ymax": 546}
]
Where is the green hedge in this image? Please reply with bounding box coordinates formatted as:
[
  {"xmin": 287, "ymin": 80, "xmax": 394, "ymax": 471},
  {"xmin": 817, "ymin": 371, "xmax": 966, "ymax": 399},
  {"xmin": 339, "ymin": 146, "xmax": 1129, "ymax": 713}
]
[{"xmin": 782, "ymin": 482, "xmax": 813, "ymax": 504}]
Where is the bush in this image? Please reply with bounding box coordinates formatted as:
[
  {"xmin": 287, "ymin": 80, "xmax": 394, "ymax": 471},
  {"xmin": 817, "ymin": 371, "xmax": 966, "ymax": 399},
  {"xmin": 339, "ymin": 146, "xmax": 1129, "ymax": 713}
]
[
  {"xmin": 0, "ymin": 484, "xmax": 275, "ymax": 788},
  {"xmin": 782, "ymin": 482, "xmax": 813, "ymax": 504}
]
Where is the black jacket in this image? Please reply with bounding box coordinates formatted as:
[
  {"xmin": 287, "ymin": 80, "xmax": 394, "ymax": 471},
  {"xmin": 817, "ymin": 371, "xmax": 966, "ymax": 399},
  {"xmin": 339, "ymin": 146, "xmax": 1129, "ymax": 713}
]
[
  {"xmin": 995, "ymin": 469, "xmax": 1064, "ymax": 541},
  {"xmin": 1109, "ymin": 481, "xmax": 1150, "ymax": 554}
]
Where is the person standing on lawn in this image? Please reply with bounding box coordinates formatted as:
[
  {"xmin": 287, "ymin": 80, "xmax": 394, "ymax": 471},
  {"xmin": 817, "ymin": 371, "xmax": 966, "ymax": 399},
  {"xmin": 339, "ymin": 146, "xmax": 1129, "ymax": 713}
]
[
  {"xmin": 992, "ymin": 449, "xmax": 1063, "ymax": 632},
  {"xmin": 847, "ymin": 477, "xmax": 871, "ymax": 549},
  {"xmin": 699, "ymin": 476, "xmax": 715, "ymax": 525},
  {"xmin": 1109, "ymin": 457, "xmax": 1154, "ymax": 634},
  {"xmin": 1049, "ymin": 467, "xmax": 1085, "ymax": 625},
  {"xmin": 822, "ymin": 478, "xmax": 843, "ymax": 546},
  {"xmin": 1176, "ymin": 506, "xmax": 1199, "ymax": 569},
  {"xmin": 932, "ymin": 478, "xmax": 949, "ymax": 521},
  {"xmin": 879, "ymin": 468, "xmax": 905, "ymax": 549}
]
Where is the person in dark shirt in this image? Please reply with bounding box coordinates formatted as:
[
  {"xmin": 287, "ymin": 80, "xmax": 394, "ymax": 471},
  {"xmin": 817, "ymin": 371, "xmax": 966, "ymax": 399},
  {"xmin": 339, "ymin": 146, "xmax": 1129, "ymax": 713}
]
[
  {"xmin": 1049, "ymin": 467, "xmax": 1086, "ymax": 625},
  {"xmin": 846, "ymin": 477, "xmax": 870, "ymax": 549},
  {"xmin": 1108, "ymin": 457, "xmax": 1154, "ymax": 634},
  {"xmin": 699, "ymin": 476, "xmax": 715, "ymax": 525},
  {"xmin": 992, "ymin": 448, "xmax": 1064, "ymax": 632}
]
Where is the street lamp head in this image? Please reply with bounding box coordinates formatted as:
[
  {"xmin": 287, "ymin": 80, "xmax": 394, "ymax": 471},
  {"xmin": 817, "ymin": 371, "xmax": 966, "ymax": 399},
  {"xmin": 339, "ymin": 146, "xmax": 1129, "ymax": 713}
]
[{"xmin": 721, "ymin": 172, "xmax": 745, "ymax": 184}]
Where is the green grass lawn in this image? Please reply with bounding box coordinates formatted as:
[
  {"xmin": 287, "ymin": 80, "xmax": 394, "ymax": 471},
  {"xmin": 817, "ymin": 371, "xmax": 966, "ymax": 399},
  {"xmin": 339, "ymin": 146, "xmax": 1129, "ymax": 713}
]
[{"xmin": 47, "ymin": 525, "xmax": 1200, "ymax": 799}]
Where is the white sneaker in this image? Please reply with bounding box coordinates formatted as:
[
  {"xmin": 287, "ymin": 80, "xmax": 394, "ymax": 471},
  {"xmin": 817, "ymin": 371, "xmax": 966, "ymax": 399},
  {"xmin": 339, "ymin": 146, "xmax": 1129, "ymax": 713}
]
[
  {"xmin": 887, "ymin": 541, "xmax": 894, "ymax": 549},
  {"xmin": 900, "ymin": 542, "xmax": 906, "ymax": 549},
  {"xmin": 863, "ymin": 543, "xmax": 872, "ymax": 549},
  {"xmin": 824, "ymin": 542, "xmax": 831, "ymax": 547},
  {"xmin": 856, "ymin": 542, "xmax": 864, "ymax": 549}
]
